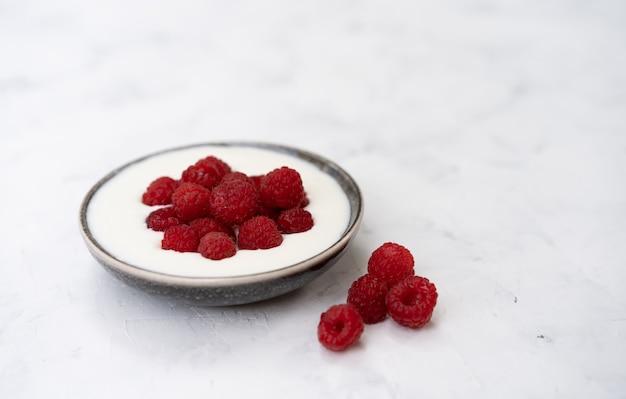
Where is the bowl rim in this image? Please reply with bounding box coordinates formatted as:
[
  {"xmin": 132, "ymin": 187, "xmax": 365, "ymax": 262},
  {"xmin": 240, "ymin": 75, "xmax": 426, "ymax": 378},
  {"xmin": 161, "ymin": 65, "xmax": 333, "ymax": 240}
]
[{"xmin": 79, "ymin": 141, "xmax": 364, "ymax": 289}]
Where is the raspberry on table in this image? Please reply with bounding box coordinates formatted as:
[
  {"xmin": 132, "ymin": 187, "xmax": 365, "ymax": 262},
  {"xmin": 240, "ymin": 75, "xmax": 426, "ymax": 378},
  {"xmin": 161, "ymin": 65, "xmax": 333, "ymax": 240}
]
[
  {"xmin": 237, "ymin": 216, "xmax": 283, "ymax": 250},
  {"xmin": 210, "ymin": 179, "xmax": 259, "ymax": 225},
  {"xmin": 367, "ymin": 242, "xmax": 415, "ymax": 287},
  {"xmin": 198, "ymin": 232, "xmax": 237, "ymax": 260},
  {"xmin": 181, "ymin": 156, "xmax": 231, "ymax": 189},
  {"xmin": 146, "ymin": 206, "xmax": 181, "ymax": 231},
  {"xmin": 317, "ymin": 303, "xmax": 364, "ymax": 351},
  {"xmin": 189, "ymin": 217, "xmax": 236, "ymax": 241},
  {"xmin": 161, "ymin": 225, "xmax": 200, "ymax": 253},
  {"xmin": 276, "ymin": 208, "xmax": 314, "ymax": 234},
  {"xmin": 347, "ymin": 274, "xmax": 389, "ymax": 324},
  {"xmin": 259, "ymin": 166, "xmax": 305, "ymax": 209},
  {"xmin": 141, "ymin": 176, "xmax": 179, "ymax": 206},
  {"xmin": 386, "ymin": 276, "xmax": 438, "ymax": 329},
  {"xmin": 171, "ymin": 182, "xmax": 212, "ymax": 222}
]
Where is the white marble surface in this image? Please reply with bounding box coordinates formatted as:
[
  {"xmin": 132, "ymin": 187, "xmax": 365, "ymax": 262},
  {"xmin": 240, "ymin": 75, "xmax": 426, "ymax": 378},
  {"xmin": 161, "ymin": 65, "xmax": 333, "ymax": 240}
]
[{"xmin": 1, "ymin": 0, "xmax": 626, "ymax": 397}]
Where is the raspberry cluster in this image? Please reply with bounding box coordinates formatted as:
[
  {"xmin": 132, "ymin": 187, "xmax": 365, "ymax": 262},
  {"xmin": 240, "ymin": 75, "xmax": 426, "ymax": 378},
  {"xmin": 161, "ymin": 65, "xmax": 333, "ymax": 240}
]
[
  {"xmin": 317, "ymin": 242, "xmax": 438, "ymax": 351},
  {"xmin": 141, "ymin": 155, "xmax": 314, "ymax": 260}
]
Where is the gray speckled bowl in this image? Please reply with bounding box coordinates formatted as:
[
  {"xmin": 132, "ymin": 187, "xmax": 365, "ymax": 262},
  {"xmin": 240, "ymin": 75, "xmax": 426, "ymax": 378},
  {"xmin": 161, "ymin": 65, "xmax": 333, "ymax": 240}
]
[{"xmin": 79, "ymin": 142, "xmax": 363, "ymax": 306}]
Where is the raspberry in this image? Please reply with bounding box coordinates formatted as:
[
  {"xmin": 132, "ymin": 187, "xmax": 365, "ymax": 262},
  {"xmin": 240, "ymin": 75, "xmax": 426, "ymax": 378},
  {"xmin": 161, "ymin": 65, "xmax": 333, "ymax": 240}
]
[
  {"xmin": 249, "ymin": 174, "xmax": 264, "ymax": 188},
  {"xmin": 189, "ymin": 217, "xmax": 235, "ymax": 241},
  {"xmin": 198, "ymin": 232, "xmax": 237, "ymax": 260},
  {"xmin": 141, "ymin": 176, "xmax": 179, "ymax": 206},
  {"xmin": 276, "ymin": 208, "xmax": 314, "ymax": 234},
  {"xmin": 347, "ymin": 274, "xmax": 389, "ymax": 324},
  {"xmin": 299, "ymin": 193, "xmax": 310, "ymax": 208},
  {"xmin": 210, "ymin": 179, "xmax": 259, "ymax": 225},
  {"xmin": 171, "ymin": 182, "xmax": 212, "ymax": 222},
  {"xmin": 146, "ymin": 206, "xmax": 181, "ymax": 231},
  {"xmin": 161, "ymin": 225, "xmax": 199, "ymax": 252},
  {"xmin": 259, "ymin": 166, "xmax": 305, "ymax": 209},
  {"xmin": 199, "ymin": 155, "xmax": 231, "ymax": 176},
  {"xmin": 254, "ymin": 202, "xmax": 280, "ymax": 220},
  {"xmin": 181, "ymin": 156, "xmax": 231, "ymax": 189},
  {"xmin": 238, "ymin": 216, "xmax": 283, "ymax": 250},
  {"xmin": 386, "ymin": 276, "xmax": 438, "ymax": 329},
  {"xmin": 317, "ymin": 304, "xmax": 364, "ymax": 351},
  {"xmin": 367, "ymin": 242, "xmax": 415, "ymax": 287},
  {"xmin": 220, "ymin": 171, "xmax": 252, "ymax": 185}
]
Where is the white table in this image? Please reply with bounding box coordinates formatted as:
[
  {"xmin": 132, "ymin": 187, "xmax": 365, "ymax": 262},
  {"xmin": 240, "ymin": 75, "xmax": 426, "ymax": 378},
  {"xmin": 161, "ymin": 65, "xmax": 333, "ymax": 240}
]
[{"xmin": 2, "ymin": 1, "xmax": 625, "ymax": 397}]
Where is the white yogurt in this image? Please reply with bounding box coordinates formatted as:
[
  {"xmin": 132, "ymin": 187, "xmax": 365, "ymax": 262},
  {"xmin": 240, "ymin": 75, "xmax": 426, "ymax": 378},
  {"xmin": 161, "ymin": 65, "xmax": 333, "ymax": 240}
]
[{"xmin": 87, "ymin": 145, "xmax": 352, "ymax": 278}]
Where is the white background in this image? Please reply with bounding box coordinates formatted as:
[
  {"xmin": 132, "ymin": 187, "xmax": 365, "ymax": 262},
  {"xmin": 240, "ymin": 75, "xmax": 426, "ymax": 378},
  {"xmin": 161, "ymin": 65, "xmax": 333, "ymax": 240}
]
[{"xmin": 1, "ymin": 1, "xmax": 625, "ymax": 398}]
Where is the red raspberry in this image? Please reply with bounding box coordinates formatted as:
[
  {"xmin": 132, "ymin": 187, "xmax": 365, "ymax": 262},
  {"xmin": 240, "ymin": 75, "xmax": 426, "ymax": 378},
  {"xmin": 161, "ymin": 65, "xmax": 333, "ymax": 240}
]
[
  {"xmin": 386, "ymin": 276, "xmax": 438, "ymax": 329},
  {"xmin": 189, "ymin": 217, "xmax": 236, "ymax": 241},
  {"xmin": 181, "ymin": 156, "xmax": 231, "ymax": 189},
  {"xmin": 219, "ymin": 171, "xmax": 252, "ymax": 185},
  {"xmin": 200, "ymin": 155, "xmax": 231, "ymax": 176},
  {"xmin": 299, "ymin": 193, "xmax": 310, "ymax": 208},
  {"xmin": 146, "ymin": 206, "xmax": 181, "ymax": 231},
  {"xmin": 254, "ymin": 202, "xmax": 280, "ymax": 220},
  {"xmin": 259, "ymin": 166, "xmax": 305, "ymax": 209},
  {"xmin": 317, "ymin": 304, "xmax": 364, "ymax": 351},
  {"xmin": 249, "ymin": 174, "xmax": 264, "ymax": 188},
  {"xmin": 197, "ymin": 232, "xmax": 237, "ymax": 260},
  {"xmin": 367, "ymin": 242, "xmax": 415, "ymax": 287},
  {"xmin": 141, "ymin": 176, "xmax": 179, "ymax": 206},
  {"xmin": 161, "ymin": 225, "xmax": 199, "ymax": 252},
  {"xmin": 347, "ymin": 274, "xmax": 389, "ymax": 324},
  {"xmin": 171, "ymin": 182, "xmax": 212, "ymax": 222},
  {"xmin": 276, "ymin": 208, "xmax": 314, "ymax": 234},
  {"xmin": 210, "ymin": 179, "xmax": 259, "ymax": 225},
  {"xmin": 237, "ymin": 216, "xmax": 283, "ymax": 250}
]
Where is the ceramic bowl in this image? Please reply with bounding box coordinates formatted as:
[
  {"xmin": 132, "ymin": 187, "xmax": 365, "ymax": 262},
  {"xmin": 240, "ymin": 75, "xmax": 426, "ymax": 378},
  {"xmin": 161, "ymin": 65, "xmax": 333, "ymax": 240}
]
[{"xmin": 79, "ymin": 142, "xmax": 363, "ymax": 306}]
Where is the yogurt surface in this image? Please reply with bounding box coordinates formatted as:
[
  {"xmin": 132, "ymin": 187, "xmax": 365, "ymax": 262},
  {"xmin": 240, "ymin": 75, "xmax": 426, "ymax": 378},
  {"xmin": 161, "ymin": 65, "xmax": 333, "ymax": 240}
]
[{"xmin": 87, "ymin": 145, "xmax": 352, "ymax": 278}]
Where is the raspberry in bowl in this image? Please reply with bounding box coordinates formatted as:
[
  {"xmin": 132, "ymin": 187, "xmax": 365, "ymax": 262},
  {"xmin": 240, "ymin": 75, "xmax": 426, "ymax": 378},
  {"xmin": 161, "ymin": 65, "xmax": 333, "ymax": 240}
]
[{"xmin": 79, "ymin": 142, "xmax": 363, "ymax": 306}]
